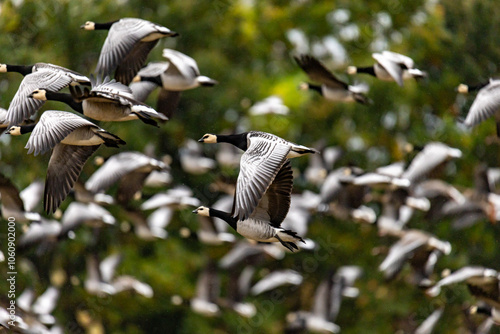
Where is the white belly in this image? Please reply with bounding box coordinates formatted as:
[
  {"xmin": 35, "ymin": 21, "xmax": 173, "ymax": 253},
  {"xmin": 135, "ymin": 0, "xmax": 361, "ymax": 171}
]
[
  {"xmin": 140, "ymin": 32, "xmax": 167, "ymax": 42},
  {"xmin": 322, "ymin": 87, "xmax": 353, "ymax": 102},
  {"xmin": 60, "ymin": 128, "xmax": 104, "ymax": 146},
  {"xmin": 236, "ymin": 219, "xmax": 275, "ymax": 242},
  {"xmin": 83, "ymin": 100, "xmax": 137, "ymax": 122},
  {"xmin": 160, "ymin": 75, "xmax": 198, "ymax": 91},
  {"xmin": 374, "ymin": 63, "xmax": 395, "ymax": 81}
]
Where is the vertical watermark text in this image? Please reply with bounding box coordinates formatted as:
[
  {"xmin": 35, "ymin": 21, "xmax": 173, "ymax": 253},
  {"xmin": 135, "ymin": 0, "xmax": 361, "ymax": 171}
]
[{"xmin": 6, "ymin": 217, "xmax": 17, "ymax": 328}]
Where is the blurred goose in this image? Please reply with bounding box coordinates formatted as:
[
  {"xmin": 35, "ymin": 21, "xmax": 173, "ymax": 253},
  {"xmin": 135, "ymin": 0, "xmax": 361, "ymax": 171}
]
[
  {"xmin": 31, "ymin": 286, "xmax": 60, "ymax": 325},
  {"xmin": 460, "ymin": 79, "xmax": 500, "ymax": 137},
  {"xmin": 379, "ymin": 229, "xmax": 451, "ymax": 286},
  {"xmin": 85, "ymin": 151, "xmax": 168, "ymax": 206},
  {"xmin": 141, "ymin": 185, "xmax": 201, "ymax": 211},
  {"xmin": 457, "ymin": 80, "xmax": 490, "ymax": 94},
  {"xmin": 250, "ymin": 269, "xmax": 303, "ymax": 295},
  {"xmin": 286, "ymin": 271, "xmax": 346, "ymax": 333},
  {"xmin": 413, "ymin": 307, "xmax": 444, "ymax": 334},
  {"xmin": 187, "ymin": 261, "xmax": 221, "ymax": 317},
  {"xmin": 132, "ymin": 49, "xmax": 218, "ymax": 117},
  {"xmin": 19, "ymin": 179, "xmax": 44, "ymax": 212},
  {"xmin": 18, "ymin": 217, "xmax": 61, "ymax": 251},
  {"xmin": 193, "ymin": 161, "xmax": 305, "ymax": 251},
  {"xmin": 439, "ymin": 164, "xmax": 499, "ymax": 229},
  {"xmin": 129, "ymin": 62, "xmax": 169, "ymax": 101},
  {"xmin": 347, "ymin": 51, "xmax": 426, "ymax": 87},
  {"xmin": 30, "ymin": 75, "xmax": 167, "ymax": 126},
  {"xmin": 219, "ymin": 240, "xmax": 285, "ymax": 269},
  {"xmin": 318, "ymin": 167, "xmax": 375, "ymax": 223},
  {"xmin": 179, "ymin": 139, "xmax": 216, "ymax": 175},
  {"xmin": 248, "ymin": 95, "xmax": 290, "ymax": 116},
  {"xmin": 220, "ymin": 266, "xmax": 256, "ymax": 318},
  {"xmin": 4, "ymin": 63, "xmax": 90, "ymax": 125},
  {"xmin": 469, "ymin": 304, "xmax": 499, "ymax": 332},
  {"xmin": 402, "ymin": 142, "xmax": 462, "ymax": 184},
  {"xmin": 199, "ymin": 131, "xmax": 317, "ymax": 220},
  {"xmin": 427, "ymin": 266, "xmax": 500, "ymax": 324},
  {"xmin": 81, "ymin": 18, "xmax": 178, "ymax": 85},
  {"xmin": 59, "ymin": 202, "xmax": 115, "ymax": 239},
  {"xmin": 294, "ymin": 54, "xmax": 370, "ymax": 104},
  {"xmin": 86, "ymin": 253, "xmax": 153, "ymax": 298},
  {"xmin": 7, "ymin": 110, "xmax": 125, "ymax": 213},
  {"xmin": 0, "ymin": 173, "xmax": 41, "ymax": 222}
]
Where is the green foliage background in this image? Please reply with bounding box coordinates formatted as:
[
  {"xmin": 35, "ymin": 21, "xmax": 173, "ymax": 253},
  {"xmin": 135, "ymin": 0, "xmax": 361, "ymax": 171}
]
[{"xmin": 1, "ymin": 0, "xmax": 500, "ymax": 333}]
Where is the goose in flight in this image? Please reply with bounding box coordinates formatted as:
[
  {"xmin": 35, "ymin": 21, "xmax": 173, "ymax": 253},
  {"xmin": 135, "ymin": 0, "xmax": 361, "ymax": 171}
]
[
  {"xmin": 198, "ymin": 131, "xmax": 317, "ymax": 220},
  {"xmin": 193, "ymin": 160, "xmax": 305, "ymax": 251},
  {"xmin": 347, "ymin": 51, "xmax": 426, "ymax": 87},
  {"xmin": 6, "ymin": 110, "xmax": 125, "ymax": 213},
  {"xmin": 81, "ymin": 18, "xmax": 178, "ymax": 85},
  {"xmin": 132, "ymin": 49, "xmax": 218, "ymax": 117},
  {"xmin": 84, "ymin": 151, "xmax": 169, "ymax": 206},
  {"xmin": 379, "ymin": 229, "xmax": 451, "ymax": 286},
  {"xmin": 426, "ymin": 266, "xmax": 500, "ymax": 324},
  {"xmin": 294, "ymin": 54, "xmax": 370, "ymax": 104},
  {"xmin": 2, "ymin": 62, "xmax": 90, "ymax": 125},
  {"xmin": 459, "ymin": 79, "xmax": 500, "ymax": 137},
  {"xmin": 29, "ymin": 75, "xmax": 167, "ymax": 126}
]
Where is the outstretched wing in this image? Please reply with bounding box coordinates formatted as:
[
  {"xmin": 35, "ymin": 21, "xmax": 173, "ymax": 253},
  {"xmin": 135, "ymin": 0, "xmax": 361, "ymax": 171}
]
[
  {"xmin": 7, "ymin": 70, "xmax": 73, "ymax": 125},
  {"xmin": 251, "ymin": 160, "xmax": 293, "ymax": 227},
  {"xmin": 232, "ymin": 136, "xmax": 290, "ymax": 220},
  {"xmin": 44, "ymin": 144, "xmax": 99, "ymax": 214},
  {"xmin": 294, "ymin": 54, "xmax": 348, "ymax": 89},
  {"xmin": 464, "ymin": 81, "xmax": 500, "ymax": 127},
  {"xmin": 25, "ymin": 110, "xmax": 97, "ymax": 156}
]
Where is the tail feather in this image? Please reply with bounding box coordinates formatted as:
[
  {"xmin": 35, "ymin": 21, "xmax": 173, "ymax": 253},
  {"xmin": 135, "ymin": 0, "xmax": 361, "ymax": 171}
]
[
  {"xmin": 133, "ymin": 111, "xmax": 159, "ymax": 127},
  {"xmin": 198, "ymin": 76, "xmax": 218, "ymax": 87},
  {"xmin": 93, "ymin": 129, "xmax": 126, "ymax": 148},
  {"xmin": 291, "ymin": 146, "xmax": 319, "ymax": 156}
]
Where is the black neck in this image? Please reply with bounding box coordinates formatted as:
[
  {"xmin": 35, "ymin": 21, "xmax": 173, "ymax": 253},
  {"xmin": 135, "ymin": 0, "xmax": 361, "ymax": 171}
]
[
  {"xmin": 20, "ymin": 123, "xmax": 36, "ymax": 134},
  {"xmin": 209, "ymin": 208, "xmax": 238, "ymax": 230},
  {"xmin": 468, "ymin": 81, "xmax": 490, "ymax": 92},
  {"xmin": 140, "ymin": 75, "xmax": 163, "ymax": 87},
  {"xmin": 6, "ymin": 64, "xmax": 34, "ymax": 76},
  {"xmin": 216, "ymin": 133, "xmax": 248, "ymax": 151},
  {"xmin": 307, "ymin": 83, "xmax": 322, "ymax": 95},
  {"xmin": 94, "ymin": 21, "xmax": 118, "ymax": 30},
  {"xmin": 45, "ymin": 91, "xmax": 84, "ymax": 113},
  {"xmin": 356, "ymin": 66, "xmax": 376, "ymax": 77}
]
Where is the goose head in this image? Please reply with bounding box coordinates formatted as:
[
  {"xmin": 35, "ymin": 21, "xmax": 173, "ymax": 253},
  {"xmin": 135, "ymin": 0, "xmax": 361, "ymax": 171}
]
[
  {"xmin": 192, "ymin": 206, "xmax": 210, "ymax": 217},
  {"xmin": 456, "ymin": 83, "xmax": 469, "ymax": 94},
  {"xmin": 298, "ymin": 82, "xmax": 309, "ymax": 91},
  {"xmin": 80, "ymin": 21, "xmax": 95, "ymax": 30},
  {"xmin": 29, "ymin": 89, "xmax": 47, "ymax": 101},
  {"xmin": 6, "ymin": 125, "xmax": 21, "ymax": 136},
  {"xmin": 347, "ymin": 66, "xmax": 358, "ymax": 75},
  {"xmin": 0, "ymin": 64, "xmax": 6, "ymax": 73},
  {"xmin": 198, "ymin": 134, "xmax": 217, "ymax": 143}
]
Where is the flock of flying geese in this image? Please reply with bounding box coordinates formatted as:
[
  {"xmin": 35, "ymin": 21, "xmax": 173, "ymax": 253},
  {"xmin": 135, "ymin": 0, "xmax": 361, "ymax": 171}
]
[{"xmin": 1, "ymin": 15, "xmax": 500, "ymax": 334}]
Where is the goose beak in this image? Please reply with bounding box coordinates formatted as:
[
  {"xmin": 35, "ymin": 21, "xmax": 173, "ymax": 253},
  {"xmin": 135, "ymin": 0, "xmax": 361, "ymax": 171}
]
[
  {"xmin": 80, "ymin": 24, "xmax": 86, "ymax": 29},
  {"xmin": 192, "ymin": 208, "xmax": 198, "ymax": 214},
  {"xmin": 131, "ymin": 75, "xmax": 141, "ymax": 83},
  {"xmin": 197, "ymin": 137, "xmax": 204, "ymax": 143}
]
